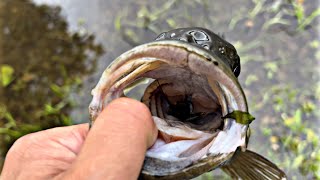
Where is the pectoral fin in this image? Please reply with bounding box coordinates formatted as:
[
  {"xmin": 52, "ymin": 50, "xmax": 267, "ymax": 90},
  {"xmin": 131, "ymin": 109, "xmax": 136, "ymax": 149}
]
[{"xmin": 221, "ymin": 150, "xmax": 287, "ymax": 180}]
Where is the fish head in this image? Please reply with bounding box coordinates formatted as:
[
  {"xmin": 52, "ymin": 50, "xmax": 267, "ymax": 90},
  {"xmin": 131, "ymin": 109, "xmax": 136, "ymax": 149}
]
[
  {"xmin": 89, "ymin": 27, "xmax": 254, "ymax": 179},
  {"xmin": 155, "ymin": 27, "xmax": 241, "ymax": 78}
]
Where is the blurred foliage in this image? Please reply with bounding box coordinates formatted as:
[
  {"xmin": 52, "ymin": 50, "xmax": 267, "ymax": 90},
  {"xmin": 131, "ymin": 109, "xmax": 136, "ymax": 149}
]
[
  {"xmin": 260, "ymin": 85, "xmax": 320, "ymax": 179},
  {"xmin": 0, "ymin": 65, "xmax": 15, "ymax": 87},
  {"xmin": 290, "ymin": 0, "xmax": 320, "ymax": 31},
  {"xmin": 114, "ymin": 0, "xmax": 319, "ymax": 179},
  {"xmin": 0, "ymin": 0, "xmax": 103, "ymax": 169}
]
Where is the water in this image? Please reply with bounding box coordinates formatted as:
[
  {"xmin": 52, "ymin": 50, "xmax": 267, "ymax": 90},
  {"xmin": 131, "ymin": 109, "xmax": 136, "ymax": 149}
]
[{"xmin": 1, "ymin": 0, "xmax": 319, "ymax": 178}]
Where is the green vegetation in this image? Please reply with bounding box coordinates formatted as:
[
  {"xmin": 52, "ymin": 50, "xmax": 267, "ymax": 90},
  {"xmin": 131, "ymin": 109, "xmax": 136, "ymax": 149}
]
[
  {"xmin": 291, "ymin": 0, "xmax": 320, "ymax": 31},
  {"xmin": 0, "ymin": 65, "xmax": 14, "ymax": 87},
  {"xmin": 115, "ymin": 0, "xmax": 319, "ymax": 179},
  {"xmin": 258, "ymin": 85, "xmax": 320, "ymax": 179},
  {"xmin": 0, "ymin": 0, "xmax": 103, "ymax": 169}
]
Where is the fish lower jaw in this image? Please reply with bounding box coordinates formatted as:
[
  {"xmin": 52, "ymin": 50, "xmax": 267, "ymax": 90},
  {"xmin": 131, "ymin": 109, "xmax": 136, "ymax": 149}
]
[{"xmin": 143, "ymin": 116, "xmax": 246, "ymax": 176}]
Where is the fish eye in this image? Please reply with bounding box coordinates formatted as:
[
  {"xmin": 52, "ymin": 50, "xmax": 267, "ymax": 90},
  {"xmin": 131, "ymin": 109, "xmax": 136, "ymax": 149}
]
[{"xmin": 190, "ymin": 30, "xmax": 208, "ymax": 41}]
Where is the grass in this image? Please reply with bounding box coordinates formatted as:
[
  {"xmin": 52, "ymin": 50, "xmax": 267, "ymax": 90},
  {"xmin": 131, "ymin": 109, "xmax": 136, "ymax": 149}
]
[
  {"xmin": 114, "ymin": 0, "xmax": 320, "ymax": 179},
  {"xmin": 0, "ymin": 0, "xmax": 103, "ymax": 170},
  {"xmin": 292, "ymin": 0, "xmax": 320, "ymax": 31}
]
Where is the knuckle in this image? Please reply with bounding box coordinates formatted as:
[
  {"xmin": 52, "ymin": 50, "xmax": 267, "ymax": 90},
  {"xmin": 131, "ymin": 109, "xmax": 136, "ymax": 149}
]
[
  {"xmin": 12, "ymin": 134, "xmax": 33, "ymax": 148},
  {"xmin": 8, "ymin": 133, "xmax": 36, "ymax": 155}
]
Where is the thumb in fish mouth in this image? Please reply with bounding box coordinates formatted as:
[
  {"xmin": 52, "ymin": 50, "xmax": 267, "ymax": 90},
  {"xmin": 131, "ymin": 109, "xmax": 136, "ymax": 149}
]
[
  {"xmin": 103, "ymin": 97, "xmax": 159, "ymax": 148},
  {"xmin": 65, "ymin": 97, "xmax": 158, "ymax": 179}
]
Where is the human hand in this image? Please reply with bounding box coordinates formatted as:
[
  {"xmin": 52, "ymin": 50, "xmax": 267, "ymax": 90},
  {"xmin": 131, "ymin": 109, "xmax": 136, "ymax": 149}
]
[{"xmin": 0, "ymin": 98, "xmax": 158, "ymax": 180}]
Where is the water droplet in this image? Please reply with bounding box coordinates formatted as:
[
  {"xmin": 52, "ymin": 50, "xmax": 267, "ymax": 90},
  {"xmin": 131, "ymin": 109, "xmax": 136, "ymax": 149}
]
[
  {"xmin": 179, "ymin": 37, "xmax": 187, "ymax": 42},
  {"xmin": 219, "ymin": 46, "xmax": 225, "ymax": 54},
  {"xmin": 203, "ymin": 44, "xmax": 209, "ymax": 50}
]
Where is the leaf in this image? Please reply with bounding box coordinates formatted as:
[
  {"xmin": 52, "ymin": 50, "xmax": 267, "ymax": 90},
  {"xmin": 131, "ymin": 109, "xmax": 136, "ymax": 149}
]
[
  {"xmin": 245, "ymin": 74, "xmax": 258, "ymax": 86},
  {"xmin": 293, "ymin": 2, "xmax": 305, "ymax": 25},
  {"xmin": 0, "ymin": 64, "xmax": 14, "ymax": 87},
  {"xmin": 61, "ymin": 115, "xmax": 72, "ymax": 126},
  {"xmin": 44, "ymin": 103, "xmax": 59, "ymax": 115},
  {"xmin": 297, "ymin": 8, "xmax": 320, "ymax": 31},
  {"xmin": 166, "ymin": 19, "xmax": 177, "ymax": 28},
  {"xmin": 293, "ymin": 154, "xmax": 304, "ymax": 168},
  {"xmin": 283, "ymin": 117, "xmax": 294, "ymax": 127},
  {"xmin": 50, "ymin": 84, "xmax": 64, "ymax": 97},
  {"xmin": 222, "ymin": 110, "xmax": 255, "ymax": 125},
  {"xmin": 293, "ymin": 109, "xmax": 302, "ymax": 126},
  {"xmin": 114, "ymin": 15, "xmax": 122, "ymax": 31},
  {"xmin": 262, "ymin": 127, "xmax": 272, "ymax": 136}
]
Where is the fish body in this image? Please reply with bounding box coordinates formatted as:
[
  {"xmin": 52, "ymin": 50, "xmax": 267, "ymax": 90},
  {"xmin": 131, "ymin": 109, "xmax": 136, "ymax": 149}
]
[{"xmin": 89, "ymin": 28, "xmax": 286, "ymax": 179}]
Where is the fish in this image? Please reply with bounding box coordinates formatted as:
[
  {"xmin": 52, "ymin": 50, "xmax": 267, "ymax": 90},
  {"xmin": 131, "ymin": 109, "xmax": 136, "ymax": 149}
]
[{"xmin": 89, "ymin": 27, "xmax": 287, "ymax": 179}]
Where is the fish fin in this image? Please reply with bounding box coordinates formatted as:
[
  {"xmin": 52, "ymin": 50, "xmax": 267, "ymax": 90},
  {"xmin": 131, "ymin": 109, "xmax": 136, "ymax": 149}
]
[{"xmin": 221, "ymin": 150, "xmax": 287, "ymax": 180}]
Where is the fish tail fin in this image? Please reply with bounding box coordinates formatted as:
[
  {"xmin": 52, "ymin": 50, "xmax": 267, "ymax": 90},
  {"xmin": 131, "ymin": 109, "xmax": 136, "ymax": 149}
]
[{"xmin": 221, "ymin": 150, "xmax": 287, "ymax": 180}]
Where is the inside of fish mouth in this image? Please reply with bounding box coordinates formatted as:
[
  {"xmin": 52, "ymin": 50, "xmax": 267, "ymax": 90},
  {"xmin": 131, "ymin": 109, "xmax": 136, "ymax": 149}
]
[
  {"xmin": 140, "ymin": 77, "xmax": 224, "ymax": 133},
  {"xmin": 122, "ymin": 65, "xmax": 226, "ymax": 144}
]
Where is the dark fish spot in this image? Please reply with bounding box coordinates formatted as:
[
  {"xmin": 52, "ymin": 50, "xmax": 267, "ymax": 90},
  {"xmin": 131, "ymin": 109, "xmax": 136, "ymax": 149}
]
[
  {"xmin": 213, "ymin": 61, "xmax": 219, "ymax": 66},
  {"xmin": 155, "ymin": 32, "xmax": 166, "ymax": 40},
  {"xmin": 229, "ymin": 51, "xmax": 234, "ymax": 59}
]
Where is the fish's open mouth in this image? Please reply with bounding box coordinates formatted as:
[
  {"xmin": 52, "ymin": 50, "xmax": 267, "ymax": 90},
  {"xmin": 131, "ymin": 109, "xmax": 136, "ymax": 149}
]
[
  {"xmin": 142, "ymin": 68, "xmax": 224, "ymax": 160},
  {"xmin": 89, "ymin": 40, "xmax": 249, "ymax": 177}
]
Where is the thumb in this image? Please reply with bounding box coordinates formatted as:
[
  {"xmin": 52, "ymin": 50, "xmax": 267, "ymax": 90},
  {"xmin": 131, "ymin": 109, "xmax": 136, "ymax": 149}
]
[{"xmin": 63, "ymin": 98, "xmax": 158, "ymax": 180}]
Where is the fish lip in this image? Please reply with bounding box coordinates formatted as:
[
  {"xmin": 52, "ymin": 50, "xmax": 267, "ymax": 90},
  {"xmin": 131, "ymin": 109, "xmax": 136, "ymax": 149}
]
[{"xmin": 89, "ymin": 40, "xmax": 249, "ymax": 177}]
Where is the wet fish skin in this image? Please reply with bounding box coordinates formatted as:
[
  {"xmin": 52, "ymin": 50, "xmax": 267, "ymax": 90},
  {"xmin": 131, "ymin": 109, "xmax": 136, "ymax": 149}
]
[
  {"xmin": 155, "ymin": 27, "xmax": 241, "ymax": 77},
  {"xmin": 89, "ymin": 27, "xmax": 287, "ymax": 180}
]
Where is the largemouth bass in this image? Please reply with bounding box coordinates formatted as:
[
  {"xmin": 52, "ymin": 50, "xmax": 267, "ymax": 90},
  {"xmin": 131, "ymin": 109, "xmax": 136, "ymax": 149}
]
[{"xmin": 89, "ymin": 27, "xmax": 287, "ymax": 179}]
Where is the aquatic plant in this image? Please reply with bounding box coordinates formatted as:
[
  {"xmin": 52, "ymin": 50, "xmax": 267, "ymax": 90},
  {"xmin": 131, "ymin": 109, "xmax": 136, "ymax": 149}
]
[{"xmin": 0, "ymin": 0, "xmax": 103, "ymax": 169}]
